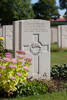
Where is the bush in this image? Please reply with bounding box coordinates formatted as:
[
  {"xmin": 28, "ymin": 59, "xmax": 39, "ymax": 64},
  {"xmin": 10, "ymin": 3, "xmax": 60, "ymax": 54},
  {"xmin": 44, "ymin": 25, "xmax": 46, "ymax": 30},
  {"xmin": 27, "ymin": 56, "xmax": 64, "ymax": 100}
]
[
  {"xmin": 13, "ymin": 80, "xmax": 67, "ymax": 97},
  {"xmin": 51, "ymin": 43, "xmax": 60, "ymax": 52},
  {"xmin": 0, "ymin": 37, "xmax": 4, "ymax": 57},
  {"xmin": 51, "ymin": 22, "xmax": 67, "ymax": 26},
  {"xmin": 4, "ymin": 49, "xmax": 14, "ymax": 54},
  {"xmin": 14, "ymin": 80, "xmax": 48, "ymax": 97},
  {"xmin": 0, "ymin": 50, "xmax": 32, "ymax": 95},
  {"xmin": 51, "ymin": 64, "xmax": 67, "ymax": 80}
]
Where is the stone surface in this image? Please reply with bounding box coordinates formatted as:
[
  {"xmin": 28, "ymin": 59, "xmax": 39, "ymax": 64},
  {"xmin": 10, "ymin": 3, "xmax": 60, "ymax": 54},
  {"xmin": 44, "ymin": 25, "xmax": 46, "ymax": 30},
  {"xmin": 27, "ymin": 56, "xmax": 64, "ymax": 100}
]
[
  {"xmin": 13, "ymin": 20, "xmax": 50, "ymax": 80},
  {"xmin": 58, "ymin": 25, "xmax": 67, "ymax": 48},
  {"xmin": 51, "ymin": 27, "xmax": 58, "ymax": 43},
  {"xmin": 13, "ymin": 21, "xmax": 20, "ymax": 56},
  {"xmin": 0, "ymin": 27, "xmax": 3, "ymax": 36},
  {"xmin": 3, "ymin": 25, "xmax": 13, "ymax": 50}
]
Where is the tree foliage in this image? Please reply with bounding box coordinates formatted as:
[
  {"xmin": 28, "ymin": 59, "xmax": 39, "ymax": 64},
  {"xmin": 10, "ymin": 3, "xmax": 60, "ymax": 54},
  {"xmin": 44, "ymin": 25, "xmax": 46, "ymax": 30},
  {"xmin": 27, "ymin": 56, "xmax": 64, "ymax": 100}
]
[
  {"xmin": 0, "ymin": 0, "xmax": 34, "ymax": 25},
  {"xmin": 59, "ymin": 0, "xmax": 67, "ymax": 10},
  {"xmin": 59, "ymin": 0, "xmax": 67, "ymax": 18},
  {"xmin": 33, "ymin": 0, "xmax": 59, "ymax": 20}
]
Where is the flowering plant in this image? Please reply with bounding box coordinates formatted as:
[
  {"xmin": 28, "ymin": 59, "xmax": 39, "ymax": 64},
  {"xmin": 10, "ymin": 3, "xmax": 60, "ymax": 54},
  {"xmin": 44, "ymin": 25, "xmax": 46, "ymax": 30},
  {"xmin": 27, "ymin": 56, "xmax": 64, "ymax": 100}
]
[
  {"xmin": 0, "ymin": 37, "xmax": 4, "ymax": 56},
  {"xmin": 0, "ymin": 50, "xmax": 32, "ymax": 93}
]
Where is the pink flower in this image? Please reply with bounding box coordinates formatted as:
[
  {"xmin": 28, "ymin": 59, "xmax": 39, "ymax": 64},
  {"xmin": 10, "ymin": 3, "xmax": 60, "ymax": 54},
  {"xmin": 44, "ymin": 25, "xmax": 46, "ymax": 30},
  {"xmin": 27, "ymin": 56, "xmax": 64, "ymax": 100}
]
[
  {"xmin": 25, "ymin": 57, "xmax": 32, "ymax": 62},
  {"xmin": 17, "ymin": 72, "xmax": 21, "ymax": 77},
  {"xmin": 0, "ymin": 66, "xmax": 6, "ymax": 69},
  {"xmin": 17, "ymin": 55, "xmax": 24, "ymax": 58},
  {"xmin": 5, "ymin": 53, "xmax": 12, "ymax": 58},
  {"xmin": 5, "ymin": 54, "xmax": 11, "ymax": 58},
  {"xmin": 10, "ymin": 77, "xmax": 16, "ymax": 80},
  {"xmin": 23, "ymin": 66, "xmax": 29, "ymax": 71},
  {"xmin": 16, "ymin": 50, "xmax": 25, "ymax": 55},
  {"xmin": 11, "ymin": 58, "xmax": 17, "ymax": 63},
  {"xmin": 0, "ymin": 73, "xmax": 2, "ymax": 77},
  {"xmin": 3, "ymin": 57, "xmax": 11, "ymax": 62},
  {"xmin": 9, "ymin": 64, "xmax": 17, "ymax": 68},
  {"xmin": 18, "ymin": 60, "xmax": 23, "ymax": 63},
  {"xmin": 5, "ymin": 53, "xmax": 11, "ymax": 55}
]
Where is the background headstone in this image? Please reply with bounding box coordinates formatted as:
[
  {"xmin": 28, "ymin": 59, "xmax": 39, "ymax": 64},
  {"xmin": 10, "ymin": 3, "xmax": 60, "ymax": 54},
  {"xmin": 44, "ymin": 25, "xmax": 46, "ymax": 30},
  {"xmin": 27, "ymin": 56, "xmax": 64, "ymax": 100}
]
[
  {"xmin": 51, "ymin": 26, "xmax": 58, "ymax": 43},
  {"xmin": 0, "ymin": 26, "xmax": 3, "ymax": 36},
  {"xmin": 13, "ymin": 21, "xmax": 23, "ymax": 56},
  {"xmin": 3, "ymin": 25, "xmax": 13, "ymax": 50},
  {"xmin": 58, "ymin": 25, "xmax": 67, "ymax": 48},
  {"xmin": 13, "ymin": 20, "xmax": 50, "ymax": 80}
]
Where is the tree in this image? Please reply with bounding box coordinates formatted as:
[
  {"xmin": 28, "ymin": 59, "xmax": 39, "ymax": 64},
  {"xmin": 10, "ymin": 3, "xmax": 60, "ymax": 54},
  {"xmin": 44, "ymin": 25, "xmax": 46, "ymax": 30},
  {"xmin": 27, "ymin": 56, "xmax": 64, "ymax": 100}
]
[
  {"xmin": 59, "ymin": 0, "xmax": 67, "ymax": 18},
  {"xmin": 33, "ymin": 0, "xmax": 59, "ymax": 20},
  {"xmin": 59, "ymin": 0, "xmax": 67, "ymax": 10},
  {"xmin": 0, "ymin": 0, "xmax": 34, "ymax": 25}
]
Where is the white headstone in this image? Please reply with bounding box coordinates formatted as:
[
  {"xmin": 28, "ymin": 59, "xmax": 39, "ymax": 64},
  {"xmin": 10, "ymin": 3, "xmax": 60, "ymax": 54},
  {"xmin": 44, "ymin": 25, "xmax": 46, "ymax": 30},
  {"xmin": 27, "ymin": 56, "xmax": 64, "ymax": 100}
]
[
  {"xmin": 0, "ymin": 27, "xmax": 3, "ymax": 36},
  {"xmin": 13, "ymin": 20, "xmax": 50, "ymax": 80},
  {"xmin": 3, "ymin": 25, "xmax": 13, "ymax": 50},
  {"xmin": 58, "ymin": 25, "xmax": 67, "ymax": 48},
  {"xmin": 51, "ymin": 27, "xmax": 58, "ymax": 43}
]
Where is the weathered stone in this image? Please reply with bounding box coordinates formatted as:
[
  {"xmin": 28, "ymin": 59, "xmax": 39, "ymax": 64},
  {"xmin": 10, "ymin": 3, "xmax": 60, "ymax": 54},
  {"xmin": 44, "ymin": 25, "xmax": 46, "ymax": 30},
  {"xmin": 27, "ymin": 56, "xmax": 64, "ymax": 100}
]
[
  {"xmin": 3, "ymin": 25, "xmax": 13, "ymax": 50},
  {"xmin": 13, "ymin": 20, "xmax": 50, "ymax": 80}
]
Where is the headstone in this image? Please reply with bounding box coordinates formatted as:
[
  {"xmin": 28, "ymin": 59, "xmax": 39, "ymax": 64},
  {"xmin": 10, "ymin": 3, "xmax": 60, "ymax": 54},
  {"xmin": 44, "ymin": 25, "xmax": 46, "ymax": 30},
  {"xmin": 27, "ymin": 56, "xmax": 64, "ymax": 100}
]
[
  {"xmin": 13, "ymin": 20, "xmax": 50, "ymax": 80},
  {"xmin": 51, "ymin": 27, "xmax": 58, "ymax": 43},
  {"xmin": 58, "ymin": 25, "xmax": 67, "ymax": 48},
  {"xmin": 13, "ymin": 21, "xmax": 21, "ymax": 56},
  {"xmin": 0, "ymin": 27, "xmax": 3, "ymax": 36},
  {"xmin": 3, "ymin": 25, "xmax": 13, "ymax": 50}
]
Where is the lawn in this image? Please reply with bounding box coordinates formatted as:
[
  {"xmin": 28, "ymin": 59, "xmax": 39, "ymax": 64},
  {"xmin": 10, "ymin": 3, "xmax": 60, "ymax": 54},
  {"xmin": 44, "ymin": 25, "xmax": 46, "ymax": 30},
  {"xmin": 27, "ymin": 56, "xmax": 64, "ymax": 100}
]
[
  {"xmin": 51, "ymin": 43, "xmax": 67, "ymax": 66},
  {"xmin": 51, "ymin": 51, "xmax": 67, "ymax": 66},
  {"xmin": 8, "ymin": 91, "xmax": 67, "ymax": 100}
]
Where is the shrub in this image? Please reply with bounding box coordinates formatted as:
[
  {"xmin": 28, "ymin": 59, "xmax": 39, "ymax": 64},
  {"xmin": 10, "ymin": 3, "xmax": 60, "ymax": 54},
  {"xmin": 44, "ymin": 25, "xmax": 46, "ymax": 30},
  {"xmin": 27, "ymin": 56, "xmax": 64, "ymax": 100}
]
[
  {"xmin": 4, "ymin": 49, "xmax": 14, "ymax": 54},
  {"xmin": 14, "ymin": 80, "xmax": 48, "ymax": 97},
  {"xmin": 0, "ymin": 37, "xmax": 4, "ymax": 57},
  {"xmin": 51, "ymin": 43, "xmax": 67, "ymax": 52},
  {"xmin": 51, "ymin": 64, "xmax": 67, "ymax": 80},
  {"xmin": 51, "ymin": 43, "xmax": 60, "ymax": 52},
  {"xmin": 13, "ymin": 79, "xmax": 67, "ymax": 97},
  {"xmin": 0, "ymin": 50, "xmax": 32, "ymax": 95},
  {"xmin": 51, "ymin": 22, "xmax": 67, "ymax": 26}
]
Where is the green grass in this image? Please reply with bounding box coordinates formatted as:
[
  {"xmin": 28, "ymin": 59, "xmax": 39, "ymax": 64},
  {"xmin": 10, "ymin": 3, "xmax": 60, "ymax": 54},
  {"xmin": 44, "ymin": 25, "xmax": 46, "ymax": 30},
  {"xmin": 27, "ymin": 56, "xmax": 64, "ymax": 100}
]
[
  {"xmin": 8, "ymin": 91, "xmax": 67, "ymax": 100},
  {"xmin": 51, "ymin": 43, "xmax": 67, "ymax": 66},
  {"xmin": 51, "ymin": 43, "xmax": 59, "ymax": 49},
  {"xmin": 51, "ymin": 51, "xmax": 67, "ymax": 66}
]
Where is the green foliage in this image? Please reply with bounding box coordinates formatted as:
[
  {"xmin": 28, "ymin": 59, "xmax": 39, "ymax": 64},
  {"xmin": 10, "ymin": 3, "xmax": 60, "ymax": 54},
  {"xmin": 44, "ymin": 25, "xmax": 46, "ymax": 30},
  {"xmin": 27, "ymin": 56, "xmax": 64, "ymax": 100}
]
[
  {"xmin": 51, "ymin": 22, "xmax": 67, "ymax": 26},
  {"xmin": 14, "ymin": 80, "xmax": 48, "ymax": 97},
  {"xmin": 9, "ymin": 91, "xmax": 67, "ymax": 100},
  {"xmin": 51, "ymin": 43, "xmax": 67, "ymax": 52},
  {"xmin": 0, "ymin": 51, "xmax": 32, "ymax": 93},
  {"xmin": 0, "ymin": 39, "xmax": 4, "ymax": 57},
  {"xmin": 4, "ymin": 49, "xmax": 14, "ymax": 54},
  {"xmin": 51, "ymin": 64, "xmax": 67, "ymax": 80},
  {"xmin": 0, "ymin": 0, "xmax": 34, "ymax": 25},
  {"xmin": 51, "ymin": 43, "xmax": 60, "ymax": 52},
  {"xmin": 0, "ymin": 40, "xmax": 4, "ymax": 52},
  {"xmin": 59, "ymin": 0, "xmax": 67, "ymax": 18},
  {"xmin": 33, "ymin": 0, "xmax": 59, "ymax": 20},
  {"xmin": 59, "ymin": 0, "xmax": 67, "ymax": 10}
]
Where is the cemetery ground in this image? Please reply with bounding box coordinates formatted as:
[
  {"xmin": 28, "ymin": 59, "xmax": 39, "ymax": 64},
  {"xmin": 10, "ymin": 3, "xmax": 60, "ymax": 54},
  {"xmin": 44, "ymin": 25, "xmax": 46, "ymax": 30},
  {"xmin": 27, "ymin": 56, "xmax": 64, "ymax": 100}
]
[
  {"xmin": 51, "ymin": 51, "xmax": 67, "ymax": 66},
  {"xmin": 51, "ymin": 43, "xmax": 67, "ymax": 66},
  {"xmin": 8, "ymin": 91, "xmax": 67, "ymax": 100}
]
